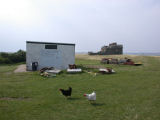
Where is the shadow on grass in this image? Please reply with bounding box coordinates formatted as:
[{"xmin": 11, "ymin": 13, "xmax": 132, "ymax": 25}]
[
  {"xmin": 90, "ymin": 102, "xmax": 105, "ymax": 106},
  {"xmin": 67, "ymin": 97, "xmax": 81, "ymax": 100}
]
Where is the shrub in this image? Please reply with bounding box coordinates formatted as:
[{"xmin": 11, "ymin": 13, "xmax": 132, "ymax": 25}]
[
  {"xmin": 0, "ymin": 52, "xmax": 9, "ymax": 58},
  {"xmin": 0, "ymin": 57, "xmax": 5, "ymax": 64},
  {"xmin": 0, "ymin": 50, "xmax": 26, "ymax": 64}
]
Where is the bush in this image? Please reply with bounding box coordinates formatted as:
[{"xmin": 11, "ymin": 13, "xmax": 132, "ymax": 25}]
[
  {"xmin": 0, "ymin": 57, "xmax": 5, "ymax": 64},
  {"xmin": 0, "ymin": 50, "xmax": 26, "ymax": 64},
  {"xmin": 4, "ymin": 58, "xmax": 12, "ymax": 64},
  {"xmin": 0, "ymin": 52, "xmax": 9, "ymax": 58}
]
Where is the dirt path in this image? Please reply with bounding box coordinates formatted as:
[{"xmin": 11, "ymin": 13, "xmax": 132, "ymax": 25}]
[{"xmin": 14, "ymin": 64, "xmax": 27, "ymax": 73}]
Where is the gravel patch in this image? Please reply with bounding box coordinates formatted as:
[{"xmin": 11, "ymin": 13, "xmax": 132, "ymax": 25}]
[{"xmin": 14, "ymin": 64, "xmax": 27, "ymax": 73}]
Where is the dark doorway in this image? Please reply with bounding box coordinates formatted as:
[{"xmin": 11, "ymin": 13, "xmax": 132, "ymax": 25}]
[{"xmin": 32, "ymin": 62, "xmax": 38, "ymax": 71}]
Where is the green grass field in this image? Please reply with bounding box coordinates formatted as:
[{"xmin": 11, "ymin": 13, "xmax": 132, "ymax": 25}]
[{"xmin": 0, "ymin": 55, "xmax": 160, "ymax": 120}]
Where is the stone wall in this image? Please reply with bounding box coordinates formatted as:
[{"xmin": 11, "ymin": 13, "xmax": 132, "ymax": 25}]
[{"xmin": 88, "ymin": 42, "xmax": 123, "ymax": 55}]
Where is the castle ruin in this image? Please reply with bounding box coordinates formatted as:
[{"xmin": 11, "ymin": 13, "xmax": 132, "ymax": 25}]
[{"xmin": 88, "ymin": 42, "xmax": 123, "ymax": 55}]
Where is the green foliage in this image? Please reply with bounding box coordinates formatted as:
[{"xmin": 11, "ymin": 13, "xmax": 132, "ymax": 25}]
[
  {"xmin": 0, "ymin": 52, "xmax": 10, "ymax": 58},
  {"xmin": 0, "ymin": 55, "xmax": 160, "ymax": 120},
  {"xmin": 0, "ymin": 50, "xmax": 26, "ymax": 64}
]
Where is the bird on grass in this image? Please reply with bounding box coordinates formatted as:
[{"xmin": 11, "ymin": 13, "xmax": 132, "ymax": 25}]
[
  {"xmin": 84, "ymin": 91, "xmax": 96, "ymax": 103},
  {"xmin": 59, "ymin": 87, "xmax": 72, "ymax": 98}
]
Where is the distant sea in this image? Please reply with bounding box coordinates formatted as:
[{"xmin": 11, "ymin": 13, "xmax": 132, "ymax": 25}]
[
  {"xmin": 76, "ymin": 52, "xmax": 160, "ymax": 56},
  {"xmin": 124, "ymin": 53, "xmax": 160, "ymax": 56}
]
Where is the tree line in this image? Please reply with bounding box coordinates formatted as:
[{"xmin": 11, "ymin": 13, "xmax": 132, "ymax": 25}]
[{"xmin": 0, "ymin": 50, "xmax": 26, "ymax": 64}]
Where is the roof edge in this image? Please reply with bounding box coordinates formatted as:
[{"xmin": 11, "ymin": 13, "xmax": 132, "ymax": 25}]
[{"xmin": 26, "ymin": 41, "xmax": 75, "ymax": 46}]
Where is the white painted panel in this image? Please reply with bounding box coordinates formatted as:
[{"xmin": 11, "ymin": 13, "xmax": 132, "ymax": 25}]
[{"xmin": 26, "ymin": 42, "xmax": 75, "ymax": 70}]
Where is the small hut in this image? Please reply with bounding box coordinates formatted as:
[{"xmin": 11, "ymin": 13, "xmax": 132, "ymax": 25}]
[{"xmin": 26, "ymin": 41, "xmax": 75, "ymax": 71}]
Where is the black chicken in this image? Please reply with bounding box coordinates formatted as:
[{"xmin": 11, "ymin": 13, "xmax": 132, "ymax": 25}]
[{"xmin": 59, "ymin": 87, "xmax": 72, "ymax": 98}]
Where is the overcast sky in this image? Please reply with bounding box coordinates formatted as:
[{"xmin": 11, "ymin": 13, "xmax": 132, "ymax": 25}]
[{"xmin": 0, "ymin": 0, "xmax": 160, "ymax": 53}]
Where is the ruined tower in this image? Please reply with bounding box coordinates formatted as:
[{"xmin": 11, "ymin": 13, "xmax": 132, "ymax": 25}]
[{"xmin": 88, "ymin": 42, "xmax": 123, "ymax": 55}]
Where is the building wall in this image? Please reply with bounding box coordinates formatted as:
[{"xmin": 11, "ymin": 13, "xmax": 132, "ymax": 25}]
[
  {"xmin": 100, "ymin": 44, "xmax": 123, "ymax": 55},
  {"xmin": 26, "ymin": 43, "xmax": 75, "ymax": 70}
]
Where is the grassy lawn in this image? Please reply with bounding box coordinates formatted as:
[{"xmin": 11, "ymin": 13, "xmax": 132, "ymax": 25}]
[{"xmin": 0, "ymin": 55, "xmax": 160, "ymax": 120}]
